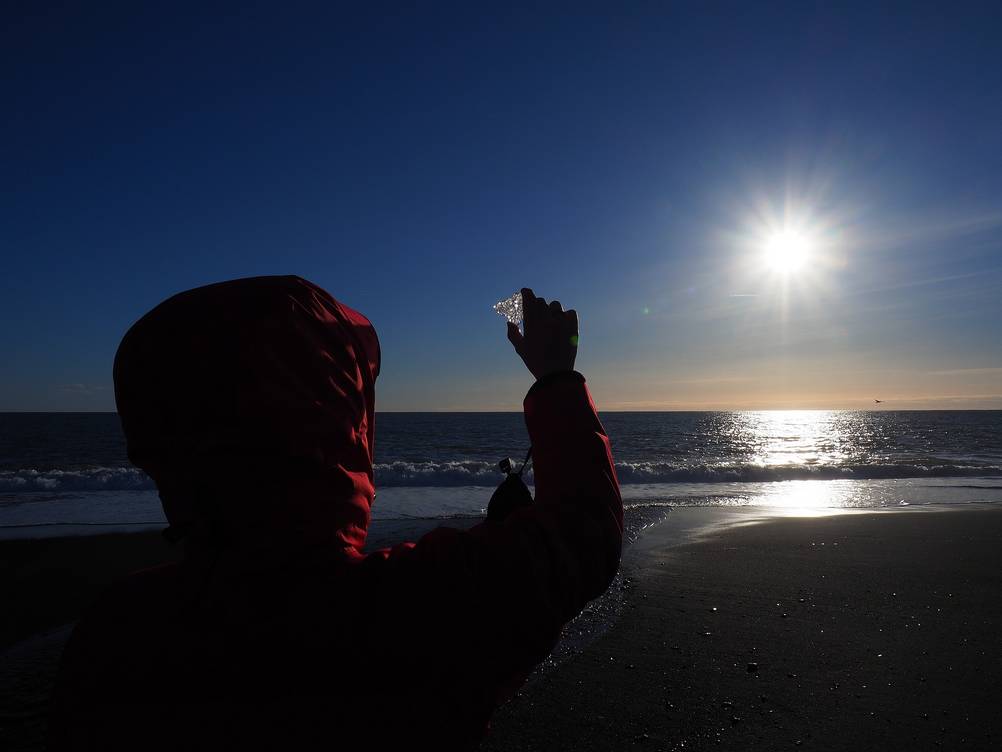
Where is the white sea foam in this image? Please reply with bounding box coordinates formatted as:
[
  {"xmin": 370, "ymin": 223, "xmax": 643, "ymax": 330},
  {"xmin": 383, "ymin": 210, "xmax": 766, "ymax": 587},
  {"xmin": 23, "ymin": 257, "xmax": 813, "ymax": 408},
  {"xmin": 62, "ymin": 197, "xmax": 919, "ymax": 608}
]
[
  {"xmin": 1, "ymin": 458, "xmax": 1000, "ymax": 495},
  {"xmin": 3, "ymin": 412, "xmax": 1000, "ymax": 538},
  {"xmin": 0, "ymin": 467, "xmax": 154, "ymax": 493}
]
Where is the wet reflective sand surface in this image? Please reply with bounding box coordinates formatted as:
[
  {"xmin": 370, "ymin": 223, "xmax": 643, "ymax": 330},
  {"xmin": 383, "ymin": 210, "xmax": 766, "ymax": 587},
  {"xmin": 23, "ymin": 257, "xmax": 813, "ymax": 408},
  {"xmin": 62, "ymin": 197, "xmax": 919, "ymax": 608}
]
[{"xmin": 483, "ymin": 506, "xmax": 1002, "ymax": 751}]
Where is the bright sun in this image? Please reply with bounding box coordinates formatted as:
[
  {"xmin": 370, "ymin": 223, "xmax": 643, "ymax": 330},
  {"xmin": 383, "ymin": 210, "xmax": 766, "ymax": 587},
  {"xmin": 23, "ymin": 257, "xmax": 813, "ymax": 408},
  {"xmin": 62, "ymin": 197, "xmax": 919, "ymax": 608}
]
[{"xmin": 764, "ymin": 230, "xmax": 812, "ymax": 273}]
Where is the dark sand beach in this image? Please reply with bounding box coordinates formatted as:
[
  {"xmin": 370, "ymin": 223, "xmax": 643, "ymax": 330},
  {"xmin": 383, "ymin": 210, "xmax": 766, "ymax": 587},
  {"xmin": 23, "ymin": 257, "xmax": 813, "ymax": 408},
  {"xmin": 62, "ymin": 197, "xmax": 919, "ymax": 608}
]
[
  {"xmin": 3, "ymin": 507, "xmax": 1000, "ymax": 751},
  {"xmin": 483, "ymin": 506, "xmax": 1002, "ymax": 751},
  {"xmin": 2, "ymin": 531, "xmax": 181, "ymax": 650}
]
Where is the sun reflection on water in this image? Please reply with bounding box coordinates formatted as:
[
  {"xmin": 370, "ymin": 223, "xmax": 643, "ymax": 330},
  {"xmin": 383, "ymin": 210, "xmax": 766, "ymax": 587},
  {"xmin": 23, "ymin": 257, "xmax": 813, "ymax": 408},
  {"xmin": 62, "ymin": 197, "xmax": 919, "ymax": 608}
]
[
  {"xmin": 604, "ymin": 409, "xmax": 1002, "ymax": 515},
  {"xmin": 756, "ymin": 479, "xmax": 857, "ymax": 516},
  {"xmin": 733, "ymin": 411, "xmax": 855, "ymax": 514},
  {"xmin": 734, "ymin": 410, "xmax": 846, "ymax": 468}
]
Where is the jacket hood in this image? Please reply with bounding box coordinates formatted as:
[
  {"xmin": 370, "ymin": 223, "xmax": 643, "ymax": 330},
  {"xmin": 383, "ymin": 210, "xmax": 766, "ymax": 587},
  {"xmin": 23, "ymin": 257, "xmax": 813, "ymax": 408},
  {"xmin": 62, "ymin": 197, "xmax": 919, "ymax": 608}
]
[{"xmin": 113, "ymin": 275, "xmax": 380, "ymax": 556}]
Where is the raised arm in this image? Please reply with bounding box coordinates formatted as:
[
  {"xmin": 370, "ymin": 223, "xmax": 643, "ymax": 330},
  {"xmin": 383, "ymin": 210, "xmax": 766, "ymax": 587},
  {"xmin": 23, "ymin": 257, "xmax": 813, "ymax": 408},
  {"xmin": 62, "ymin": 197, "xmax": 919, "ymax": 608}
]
[
  {"xmin": 360, "ymin": 290, "xmax": 622, "ymax": 736},
  {"xmin": 500, "ymin": 287, "xmax": 623, "ymax": 612}
]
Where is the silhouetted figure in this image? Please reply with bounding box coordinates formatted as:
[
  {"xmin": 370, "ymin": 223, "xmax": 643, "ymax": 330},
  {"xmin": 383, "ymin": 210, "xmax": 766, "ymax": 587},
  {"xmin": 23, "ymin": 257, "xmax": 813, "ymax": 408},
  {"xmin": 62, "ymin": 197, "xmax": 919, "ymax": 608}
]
[{"xmin": 49, "ymin": 276, "xmax": 622, "ymax": 751}]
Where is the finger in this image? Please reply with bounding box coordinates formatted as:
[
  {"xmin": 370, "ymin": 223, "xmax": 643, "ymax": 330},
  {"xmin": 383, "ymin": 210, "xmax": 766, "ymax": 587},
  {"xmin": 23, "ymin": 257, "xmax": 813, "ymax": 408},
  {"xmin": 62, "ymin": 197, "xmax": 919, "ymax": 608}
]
[
  {"xmin": 522, "ymin": 288, "xmax": 543, "ymax": 335},
  {"xmin": 506, "ymin": 321, "xmax": 524, "ymax": 351},
  {"xmin": 548, "ymin": 300, "xmax": 563, "ymax": 314},
  {"xmin": 566, "ymin": 309, "xmax": 579, "ymax": 348},
  {"xmin": 565, "ymin": 309, "xmax": 579, "ymax": 334}
]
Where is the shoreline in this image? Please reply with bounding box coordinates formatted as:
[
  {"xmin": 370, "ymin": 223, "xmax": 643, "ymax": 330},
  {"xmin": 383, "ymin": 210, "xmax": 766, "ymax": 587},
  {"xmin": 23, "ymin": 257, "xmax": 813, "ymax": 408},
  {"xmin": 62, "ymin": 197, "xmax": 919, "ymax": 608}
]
[
  {"xmin": 0, "ymin": 504, "xmax": 737, "ymax": 653},
  {"xmin": 3, "ymin": 506, "xmax": 1001, "ymax": 750},
  {"xmin": 1, "ymin": 502, "xmax": 995, "ymax": 651},
  {"xmin": 4, "ymin": 474, "xmax": 1000, "ymax": 541}
]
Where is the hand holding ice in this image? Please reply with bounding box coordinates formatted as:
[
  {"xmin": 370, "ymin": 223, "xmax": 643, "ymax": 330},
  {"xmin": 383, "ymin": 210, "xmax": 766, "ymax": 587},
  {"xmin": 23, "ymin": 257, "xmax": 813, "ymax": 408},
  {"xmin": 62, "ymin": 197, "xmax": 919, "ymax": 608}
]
[{"xmin": 493, "ymin": 291, "xmax": 523, "ymax": 325}]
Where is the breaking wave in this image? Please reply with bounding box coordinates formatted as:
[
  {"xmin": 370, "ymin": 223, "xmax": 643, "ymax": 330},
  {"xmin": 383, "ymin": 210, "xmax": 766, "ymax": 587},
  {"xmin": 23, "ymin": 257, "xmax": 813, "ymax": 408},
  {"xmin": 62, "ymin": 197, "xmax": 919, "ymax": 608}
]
[
  {"xmin": 375, "ymin": 459, "xmax": 1002, "ymax": 486},
  {"xmin": 610, "ymin": 460, "xmax": 1002, "ymax": 484},
  {"xmin": 0, "ymin": 467, "xmax": 154, "ymax": 493},
  {"xmin": 2, "ymin": 458, "xmax": 999, "ymax": 494}
]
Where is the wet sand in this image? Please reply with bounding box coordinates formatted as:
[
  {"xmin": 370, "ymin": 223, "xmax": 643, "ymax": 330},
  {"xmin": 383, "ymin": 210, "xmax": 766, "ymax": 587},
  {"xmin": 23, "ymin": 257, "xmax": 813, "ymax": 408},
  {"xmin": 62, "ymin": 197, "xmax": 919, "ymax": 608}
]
[
  {"xmin": 482, "ymin": 506, "xmax": 1002, "ymax": 751},
  {"xmin": 2, "ymin": 507, "xmax": 1000, "ymax": 750},
  {"xmin": 1, "ymin": 530, "xmax": 181, "ymax": 651}
]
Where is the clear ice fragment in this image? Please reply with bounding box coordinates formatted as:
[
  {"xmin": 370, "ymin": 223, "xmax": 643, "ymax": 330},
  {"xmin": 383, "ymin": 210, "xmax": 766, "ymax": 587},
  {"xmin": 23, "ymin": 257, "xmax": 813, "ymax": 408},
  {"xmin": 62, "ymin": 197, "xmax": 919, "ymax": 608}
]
[{"xmin": 493, "ymin": 291, "xmax": 523, "ymax": 325}]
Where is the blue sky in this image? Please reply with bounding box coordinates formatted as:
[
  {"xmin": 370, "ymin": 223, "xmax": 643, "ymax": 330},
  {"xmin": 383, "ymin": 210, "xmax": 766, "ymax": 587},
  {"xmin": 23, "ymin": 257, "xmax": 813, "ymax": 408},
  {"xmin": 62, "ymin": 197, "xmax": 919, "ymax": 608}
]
[{"xmin": 3, "ymin": 2, "xmax": 1001, "ymax": 411}]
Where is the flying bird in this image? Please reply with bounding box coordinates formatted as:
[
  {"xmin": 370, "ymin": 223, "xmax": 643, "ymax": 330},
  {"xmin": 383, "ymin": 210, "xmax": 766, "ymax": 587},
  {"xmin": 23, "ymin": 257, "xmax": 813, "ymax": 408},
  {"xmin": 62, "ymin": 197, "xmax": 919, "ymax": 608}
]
[{"xmin": 874, "ymin": 399, "xmax": 883, "ymax": 404}]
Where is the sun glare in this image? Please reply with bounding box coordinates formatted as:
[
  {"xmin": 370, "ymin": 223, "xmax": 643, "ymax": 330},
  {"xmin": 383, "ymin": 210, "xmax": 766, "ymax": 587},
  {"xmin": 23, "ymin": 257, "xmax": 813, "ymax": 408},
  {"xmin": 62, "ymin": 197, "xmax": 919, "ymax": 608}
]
[
  {"xmin": 764, "ymin": 230, "xmax": 812, "ymax": 273},
  {"xmin": 726, "ymin": 191, "xmax": 842, "ymax": 303}
]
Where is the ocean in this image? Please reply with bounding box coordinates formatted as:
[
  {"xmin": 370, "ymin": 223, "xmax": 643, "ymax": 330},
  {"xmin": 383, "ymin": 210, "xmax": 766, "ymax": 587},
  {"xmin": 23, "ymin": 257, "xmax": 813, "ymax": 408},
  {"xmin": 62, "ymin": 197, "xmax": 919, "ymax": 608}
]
[{"xmin": 2, "ymin": 410, "xmax": 1001, "ymax": 540}]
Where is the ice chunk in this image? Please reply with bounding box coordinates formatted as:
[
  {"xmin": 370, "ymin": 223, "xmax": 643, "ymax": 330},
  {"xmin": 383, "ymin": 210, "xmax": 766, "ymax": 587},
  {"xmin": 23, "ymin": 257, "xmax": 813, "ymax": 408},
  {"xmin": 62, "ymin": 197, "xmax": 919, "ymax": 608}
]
[{"xmin": 493, "ymin": 291, "xmax": 523, "ymax": 325}]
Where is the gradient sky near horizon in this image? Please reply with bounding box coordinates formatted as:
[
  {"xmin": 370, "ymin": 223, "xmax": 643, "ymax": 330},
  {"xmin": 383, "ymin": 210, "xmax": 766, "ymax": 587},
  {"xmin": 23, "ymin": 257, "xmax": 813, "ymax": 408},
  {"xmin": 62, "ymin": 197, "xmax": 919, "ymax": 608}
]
[{"xmin": 3, "ymin": 2, "xmax": 1001, "ymax": 411}]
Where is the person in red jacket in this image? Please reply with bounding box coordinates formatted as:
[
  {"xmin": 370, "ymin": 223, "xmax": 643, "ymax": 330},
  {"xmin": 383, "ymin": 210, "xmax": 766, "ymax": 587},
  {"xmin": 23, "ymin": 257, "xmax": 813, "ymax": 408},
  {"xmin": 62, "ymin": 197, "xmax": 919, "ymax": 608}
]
[{"xmin": 49, "ymin": 276, "xmax": 623, "ymax": 751}]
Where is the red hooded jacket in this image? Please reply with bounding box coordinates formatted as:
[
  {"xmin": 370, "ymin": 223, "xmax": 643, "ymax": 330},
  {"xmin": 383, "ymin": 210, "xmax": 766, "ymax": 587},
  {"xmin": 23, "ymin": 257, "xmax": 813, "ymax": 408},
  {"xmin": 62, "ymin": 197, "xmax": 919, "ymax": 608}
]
[{"xmin": 49, "ymin": 275, "xmax": 622, "ymax": 750}]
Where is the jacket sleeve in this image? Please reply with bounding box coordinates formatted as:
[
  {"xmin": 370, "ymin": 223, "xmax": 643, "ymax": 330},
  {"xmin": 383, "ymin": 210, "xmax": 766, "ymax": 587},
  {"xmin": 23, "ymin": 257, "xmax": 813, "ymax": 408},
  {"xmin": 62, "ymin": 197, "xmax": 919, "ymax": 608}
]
[{"xmin": 362, "ymin": 371, "xmax": 623, "ymax": 708}]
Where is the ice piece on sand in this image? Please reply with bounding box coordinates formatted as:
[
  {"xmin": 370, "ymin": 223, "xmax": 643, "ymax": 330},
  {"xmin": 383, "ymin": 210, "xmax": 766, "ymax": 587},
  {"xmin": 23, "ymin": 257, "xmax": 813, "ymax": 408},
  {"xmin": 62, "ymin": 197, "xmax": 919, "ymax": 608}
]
[{"xmin": 493, "ymin": 291, "xmax": 523, "ymax": 325}]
